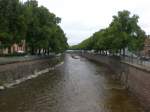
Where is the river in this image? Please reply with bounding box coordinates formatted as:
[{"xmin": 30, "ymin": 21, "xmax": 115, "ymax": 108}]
[{"xmin": 0, "ymin": 54, "xmax": 144, "ymax": 112}]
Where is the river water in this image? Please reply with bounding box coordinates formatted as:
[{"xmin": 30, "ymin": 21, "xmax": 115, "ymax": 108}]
[{"xmin": 0, "ymin": 54, "xmax": 144, "ymax": 112}]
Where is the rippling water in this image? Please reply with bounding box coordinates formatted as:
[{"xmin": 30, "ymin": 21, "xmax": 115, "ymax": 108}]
[{"xmin": 0, "ymin": 54, "xmax": 144, "ymax": 112}]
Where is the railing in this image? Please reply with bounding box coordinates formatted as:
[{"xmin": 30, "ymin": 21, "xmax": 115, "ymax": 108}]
[
  {"xmin": 121, "ymin": 56, "xmax": 150, "ymax": 68},
  {"xmin": 74, "ymin": 50, "xmax": 150, "ymax": 68}
]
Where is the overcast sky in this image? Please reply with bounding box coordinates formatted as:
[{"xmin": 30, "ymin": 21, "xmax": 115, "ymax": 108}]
[{"xmin": 23, "ymin": 0, "xmax": 150, "ymax": 45}]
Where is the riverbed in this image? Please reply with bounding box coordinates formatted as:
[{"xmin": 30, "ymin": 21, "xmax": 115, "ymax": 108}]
[{"xmin": 0, "ymin": 54, "xmax": 144, "ymax": 112}]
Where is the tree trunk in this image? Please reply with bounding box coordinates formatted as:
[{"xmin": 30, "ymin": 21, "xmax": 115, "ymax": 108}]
[
  {"xmin": 38, "ymin": 49, "xmax": 41, "ymax": 55},
  {"xmin": 123, "ymin": 48, "xmax": 125, "ymax": 56},
  {"xmin": 47, "ymin": 48, "xmax": 50, "ymax": 55},
  {"xmin": 31, "ymin": 47, "xmax": 35, "ymax": 55},
  {"xmin": 43, "ymin": 49, "xmax": 46, "ymax": 55},
  {"xmin": 8, "ymin": 46, "xmax": 11, "ymax": 54}
]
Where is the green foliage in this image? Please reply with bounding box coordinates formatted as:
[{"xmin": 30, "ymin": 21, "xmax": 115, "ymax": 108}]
[
  {"xmin": 74, "ymin": 10, "xmax": 146, "ymax": 55},
  {"xmin": 0, "ymin": 0, "xmax": 25, "ymax": 49},
  {"xmin": 24, "ymin": 1, "xmax": 68, "ymax": 54},
  {"xmin": 70, "ymin": 37, "xmax": 93, "ymax": 50},
  {"xmin": 0, "ymin": 0, "xmax": 68, "ymax": 55}
]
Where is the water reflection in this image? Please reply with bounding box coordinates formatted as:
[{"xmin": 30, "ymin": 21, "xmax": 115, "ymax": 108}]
[{"xmin": 0, "ymin": 54, "xmax": 144, "ymax": 112}]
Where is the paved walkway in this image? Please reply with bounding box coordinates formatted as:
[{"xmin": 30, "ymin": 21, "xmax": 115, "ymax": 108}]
[
  {"xmin": 122, "ymin": 56, "xmax": 150, "ymax": 68},
  {"xmin": 0, "ymin": 55, "xmax": 54, "ymax": 65}
]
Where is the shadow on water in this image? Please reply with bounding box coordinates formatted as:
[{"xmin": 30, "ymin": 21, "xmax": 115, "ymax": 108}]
[{"xmin": 0, "ymin": 54, "xmax": 145, "ymax": 112}]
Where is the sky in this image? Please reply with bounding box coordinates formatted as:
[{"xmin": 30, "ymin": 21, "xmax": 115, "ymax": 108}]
[{"xmin": 23, "ymin": 0, "xmax": 150, "ymax": 45}]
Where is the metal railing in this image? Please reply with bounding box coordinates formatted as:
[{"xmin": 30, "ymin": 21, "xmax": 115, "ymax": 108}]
[{"xmin": 121, "ymin": 56, "xmax": 150, "ymax": 68}]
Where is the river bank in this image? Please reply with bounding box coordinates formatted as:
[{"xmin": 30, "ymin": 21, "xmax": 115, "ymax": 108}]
[
  {"xmin": 0, "ymin": 55, "xmax": 64, "ymax": 90},
  {"xmin": 80, "ymin": 53, "xmax": 150, "ymax": 111}
]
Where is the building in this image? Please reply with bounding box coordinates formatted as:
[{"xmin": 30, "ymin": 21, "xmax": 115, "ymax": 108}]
[
  {"xmin": 0, "ymin": 40, "xmax": 26, "ymax": 55},
  {"xmin": 11, "ymin": 40, "xmax": 26, "ymax": 54},
  {"xmin": 143, "ymin": 35, "xmax": 150, "ymax": 57}
]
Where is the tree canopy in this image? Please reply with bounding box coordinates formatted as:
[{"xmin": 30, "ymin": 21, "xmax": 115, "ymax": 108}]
[
  {"xmin": 72, "ymin": 10, "xmax": 146, "ymax": 56},
  {"xmin": 0, "ymin": 0, "xmax": 68, "ymax": 55}
]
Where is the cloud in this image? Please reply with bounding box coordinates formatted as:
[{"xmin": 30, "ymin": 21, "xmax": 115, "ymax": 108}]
[{"xmin": 23, "ymin": 0, "xmax": 150, "ymax": 45}]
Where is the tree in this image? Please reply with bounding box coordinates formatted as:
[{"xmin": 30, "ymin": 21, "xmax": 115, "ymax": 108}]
[
  {"xmin": 109, "ymin": 10, "xmax": 145, "ymax": 55},
  {"xmin": 0, "ymin": 0, "xmax": 68, "ymax": 55},
  {"xmin": 24, "ymin": 0, "xmax": 68, "ymax": 54},
  {"xmin": 74, "ymin": 10, "xmax": 146, "ymax": 56},
  {"xmin": 0, "ymin": 0, "xmax": 27, "ymax": 53},
  {"xmin": 49, "ymin": 25, "xmax": 68, "ymax": 53}
]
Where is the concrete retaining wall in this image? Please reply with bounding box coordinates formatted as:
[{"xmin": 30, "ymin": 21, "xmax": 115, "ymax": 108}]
[
  {"xmin": 0, "ymin": 56, "xmax": 62, "ymax": 89},
  {"xmin": 81, "ymin": 53, "xmax": 150, "ymax": 110},
  {"xmin": 121, "ymin": 62, "xmax": 150, "ymax": 110},
  {"xmin": 81, "ymin": 53, "xmax": 122, "ymax": 74}
]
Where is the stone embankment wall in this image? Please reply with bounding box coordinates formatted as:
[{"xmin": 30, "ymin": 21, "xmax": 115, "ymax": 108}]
[
  {"xmin": 0, "ymin": 56, "xmax": 62, "ymax": 89},
  {"xmin": 81, "ymin": 53, "xmax": 150, "ymax": 110},
  {"xmin": 81, "ymin": 53, "xmax": 122, "ymax": 74},
  {"xmin": 121, "ymin": 62, "xmax": 150, "ymax": 110}
]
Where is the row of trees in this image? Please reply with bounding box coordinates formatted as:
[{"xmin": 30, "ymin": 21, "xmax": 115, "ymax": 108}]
[
  {"xmin": 0, "ymin": 0, "xmax": 68, "ymax": 55},
  {"xmin": 71, "ymin": 10, "xmax": 146, "ymax": 56}
]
